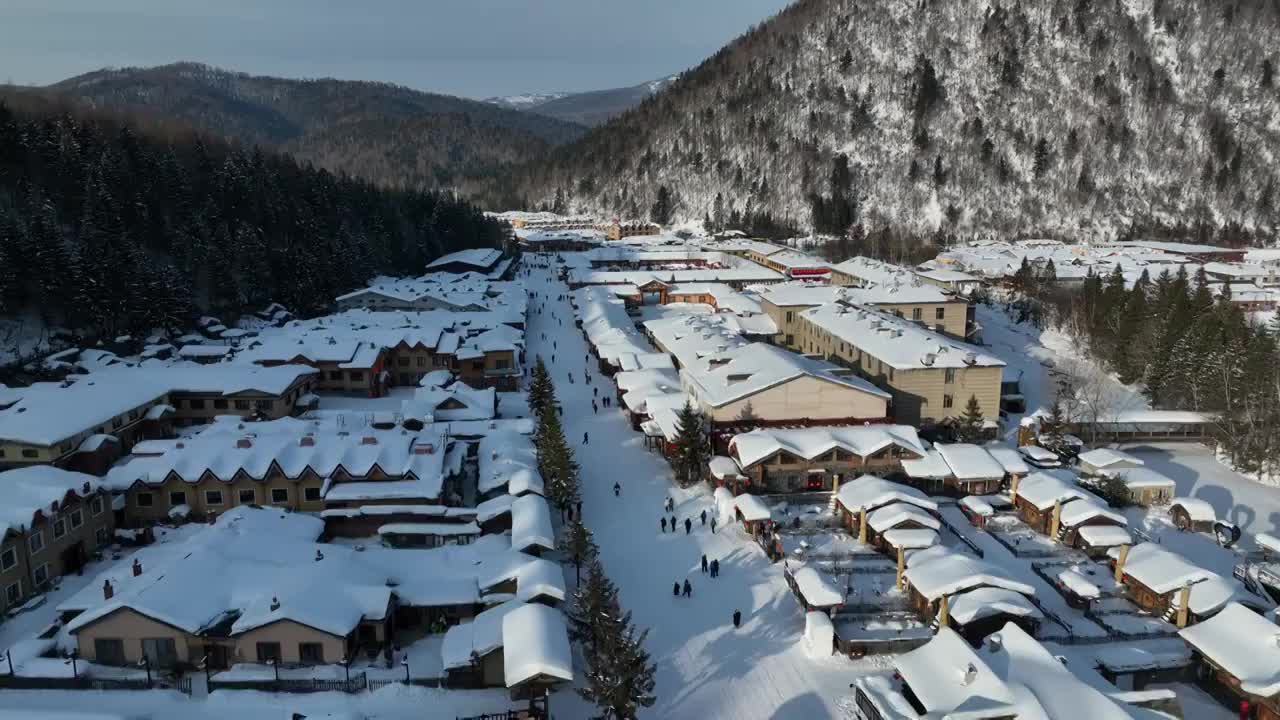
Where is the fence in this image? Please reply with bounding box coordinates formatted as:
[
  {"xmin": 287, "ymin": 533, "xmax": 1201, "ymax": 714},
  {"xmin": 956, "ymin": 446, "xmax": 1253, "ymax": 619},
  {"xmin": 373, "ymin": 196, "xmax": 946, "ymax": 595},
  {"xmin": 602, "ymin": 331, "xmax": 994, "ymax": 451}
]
[
  {"xmin": 367, "ymin": 677, "xmax": 444, "ymax": 692},
  {"xmin": 0, "ymin": 675, "xmax": 154, "ymax": 691},
  {"xmin": 208, "ymin": 671, "xmax": 367, "ymax": 694}
]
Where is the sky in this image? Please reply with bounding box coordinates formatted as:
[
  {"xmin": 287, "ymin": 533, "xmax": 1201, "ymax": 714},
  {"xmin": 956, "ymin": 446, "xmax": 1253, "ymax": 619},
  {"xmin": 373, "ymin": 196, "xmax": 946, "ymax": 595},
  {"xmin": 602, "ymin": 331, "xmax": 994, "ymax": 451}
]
[{"xmin": 0, "ymin": 0, "xmax": 794, "ymax": 98}]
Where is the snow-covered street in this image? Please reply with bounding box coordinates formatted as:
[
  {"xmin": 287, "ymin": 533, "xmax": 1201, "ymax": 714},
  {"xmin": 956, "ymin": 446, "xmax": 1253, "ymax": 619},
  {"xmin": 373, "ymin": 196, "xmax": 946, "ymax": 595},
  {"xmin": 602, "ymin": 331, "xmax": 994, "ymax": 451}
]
[{"xmin": 522, "ymin": 263, "xmax": 878, "ymax": 719}]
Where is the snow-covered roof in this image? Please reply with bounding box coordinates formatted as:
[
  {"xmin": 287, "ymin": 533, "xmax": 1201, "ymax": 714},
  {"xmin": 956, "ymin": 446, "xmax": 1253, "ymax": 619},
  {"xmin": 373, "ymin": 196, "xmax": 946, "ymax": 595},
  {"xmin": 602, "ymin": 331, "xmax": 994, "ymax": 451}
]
[
  {"xmin": 1257, "ymin": 533, "xmax": 1280, "ymax": 556},
  {"xmin": 901, "ymin": 449, "xmax": 953, "ymax": 480},
  {"xmin": 789, "ymin": 564, "xmax": 843, "ymax": 607},
  {"xmin": 1078, "ymin": 448, "xmax": 1144, "ymax": 469},
  {"xmin": 904, "ymin": 548, "xmax": 1035, "ymax": 602},
  {"xmin": 681, "ymin": 342, "xmax": 891, "ymax": 408},
  {"xmin": 708, "ymin": 455, "xmax": 744, "ymax": 479},
  {"xmin": 1179, "ymin": 603, "xmax": 1280, "ymax": 697},
  {"xmin": 0, "ymin": 466, "xmax": 103, "ymax": 537},
  {"xmin": 948, "ymin": 587, "xmax": 1043, "ymax": 625},
  {"xmin": 1169, "ymin": 497, "xmax": 1216, "ymax": 523},
  {"xmin": 1058, "ymin": 498, "xmax": 1127, "ymax": 529},
  {"xmin": 478, "ymin": 430, "xmax": 543, "ymax": 496},
  {"xmin": 728, "ymin": 425, "xmax": 924, "ymax": 469},
  {"xmin": 866, "ymin": 502, "xmax": 941, "ymax": 533},
  {"xmin": 402, "ymin": 382, "xmax": 496, "ymax": 423},
  {"xmin": 426, "ymin": 248, "xmax": 503, "ymax": 271},
  {"xmin": 1075, "ymin": 525, "xmax": 1133, "ymax": 548},
  {"xmin": 510, "ymin": 494, "xmax": 555, "ymax": 554},
  {"xmin": 1110, "ymin": 467, "xmax": 1176, "ymax": 490},
  {"xmin": 1111, "ymin": 542, "xmax": 1217, "ymax": 595},
  {"xmin": 734, "ymin": 493, "xmax": 772, "ymax": 522},
  {"xmin": 501, "ymin": 603, "xmax": 573, "ymax": 687},
  {"xmin": 800, "ymin": 303, "xmax": 1006, "ymax": 370},
  {"xmin": 475, "ymin": 493, "xmax": 515, "ymax": 523},
  {"xmin": 377, "ymin": 522, "xmax": 480, "ymax": 538},
  {"xmin": 1167, "ymin": 573, "xmax": 1244, "ymax": 616},
  {"xmin": 442, "ymin": 598, "xmax": 524, "ymax": 669},
  {"xmin": 935, "ymin": 443, "xmax": 1006, "ymax": 481},
  {"xmin": 892, "ymin": 627, "xmax": 1018, "ymax": 717},
  {"xmin": 959, "ymin": 495, "xmax": 996, "ymax": 517},
  {"xmin": 983, "ymin": 442, "xmax": 1031, "ymax": 476},
  {"xmin": 881, "ymin": 528, "xmax": 939, "ymax": 550},
  {"xmin": 1014, "ymin": 472, "xmax": 1096, "ymax": 511},
  {"xmin": 1056, "ymin": 569, "xmax": 1102, "ymax": 599},
  {"xmin": 836, "ymin": 475, "xmax": 937, "ymax": 514}
]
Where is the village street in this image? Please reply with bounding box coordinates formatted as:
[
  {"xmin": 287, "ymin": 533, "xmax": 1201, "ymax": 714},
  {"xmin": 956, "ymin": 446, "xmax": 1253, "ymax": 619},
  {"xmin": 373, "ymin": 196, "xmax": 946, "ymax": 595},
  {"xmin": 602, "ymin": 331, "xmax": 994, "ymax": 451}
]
[{"xmin": 521, "ymin": 262, "xmax": 877, "ymax": 719}]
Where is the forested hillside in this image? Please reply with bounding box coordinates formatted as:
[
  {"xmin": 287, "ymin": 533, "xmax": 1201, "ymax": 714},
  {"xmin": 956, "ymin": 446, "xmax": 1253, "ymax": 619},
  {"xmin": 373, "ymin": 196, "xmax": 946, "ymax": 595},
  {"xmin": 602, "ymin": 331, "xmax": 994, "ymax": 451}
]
[
  {"xmin": 42, "ymin": 63, "xmax": 585, "ymax": 191},
  {"xmin": 0, "ymin": 97, "xmax": 505, "ymax": 339},
  {"xmin": 488, "ymin": 76, "xmax": 679, "ymax": 127},
  {"xmin": 512, "ymin": 0, "xmax": 1280, "ymax": 244}
]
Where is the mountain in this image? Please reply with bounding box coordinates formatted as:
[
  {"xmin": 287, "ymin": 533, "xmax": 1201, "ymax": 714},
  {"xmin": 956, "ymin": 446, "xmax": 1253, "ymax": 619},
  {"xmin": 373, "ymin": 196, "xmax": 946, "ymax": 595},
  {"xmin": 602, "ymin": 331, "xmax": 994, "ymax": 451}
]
[
  {"xmin": 485, "ymin": 76, "xmax": 679, "ymax": 127},
  {"xmin": 42, "ymin": 63, "xmax": 587, "ymax": 191},
  {"xmin": 0, "ymin": 92, "xmax": 505, "ymax": 341},
  {"xmin": 511, "ymin": 0, "xmax": 1280, "ymax": 244}
]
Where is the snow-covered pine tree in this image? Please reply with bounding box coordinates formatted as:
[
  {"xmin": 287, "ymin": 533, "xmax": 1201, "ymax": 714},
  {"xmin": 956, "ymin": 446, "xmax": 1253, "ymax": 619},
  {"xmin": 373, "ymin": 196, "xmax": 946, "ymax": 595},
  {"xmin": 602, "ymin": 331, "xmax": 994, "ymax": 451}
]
[
  {"xmin": 528, "ymin": 357, "xmax": 555, "ymax": 418},
  {"xmin": 670, "ymin": 401, "xmax": 711, "ymax": 486},
  {"xmin": 578, "ymin": 609, "xmax": 658, "ymax": 720},
  {"xmin": 559, "ymin": 518, "xmax": 596, "ymax": 586},
  {"xmin": 568, "ymin": 558, "xmax": 620, "ymax": 649},
  {"xmin": 954, "ymin": 395, "xmax": 986, "ymax": 443}
]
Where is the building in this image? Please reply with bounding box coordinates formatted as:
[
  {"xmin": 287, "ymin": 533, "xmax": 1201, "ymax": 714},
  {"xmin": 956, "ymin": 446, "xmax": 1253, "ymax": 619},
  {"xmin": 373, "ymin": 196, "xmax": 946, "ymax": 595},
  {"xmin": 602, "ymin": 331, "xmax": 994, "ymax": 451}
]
[
  {"xmin": 237, "ymin": 339, "xmax": 389, "ymax": 397},
  {"xmin": 901, "ymin": 546, "xmax": 1041, "ymax": 646},
  {"xmin": 1110, "ymin": 542, "xmax": 1247, "ymax": 626},
  {"xmin": 911, "ymin": 267, "xmax": 984, "ymax": 294},
  {"xmin": 0, "ymin": 467, "xmax": 114, "ymax": 613},
  {"xmin": 425, "ymin": 248, "xmax": 506, "ymax": 275},
  {"xmin": 722, "ymin": 425, "xmax": 926, "ymax": 493},
  {"xmin": 0, "ymin": 365, "xmax": 319, "ymax": 469},
  {"xmin": 1012, "ymin": 472, "xmax": 1129, "ymax": 553},
  {"xmin": 679, "ymin": 343, "xmax": 892, "ymax": 434},
  {"xmin": 746, "ymin": 248, "xmax": 831, "ymax": 280},
  {"xmin": 334, "ymin": 274, "xmax": 523, "ymax": 312},
  {"xmin": 1179, "ymin": 602, "xmax": 1280, "ymax": 720},
  {"xmin": 1168, "ymin": 497, "xmax": 1217, "ymax": 532},
  {"xmin": 834, "ymin": 475, "xmax": 938, "ymax": 544},
  {"xmin": 600, "ymin": 220, "xmax": 661, "ymax": 241},
  {"xmin": 756, "ymin": 281, "xmax": 971, "ymax": 342},
  {"xmin": 902, "ymin": 443, "xmax": 1007, "ymax": 496},
  {"xmin": 796, "ymin": 303, "xmax": 1004, "ymax": 426},
  {"xmin": 60, "ymin": 507, "xmax": 564, "ymax": 671}
]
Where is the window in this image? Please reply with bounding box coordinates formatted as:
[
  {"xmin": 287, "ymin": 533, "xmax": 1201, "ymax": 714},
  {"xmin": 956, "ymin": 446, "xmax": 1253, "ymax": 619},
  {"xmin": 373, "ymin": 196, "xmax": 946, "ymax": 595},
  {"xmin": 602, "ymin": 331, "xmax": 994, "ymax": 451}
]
[
  {"xmin": 433, "ymin": 356, "xmax": 449, "ymax": 367},
  {"xmin": 255, "ymin": 400, "xmax": 272, "ymax": 411},
  {"xmin": 189, "ymin": 399, "xmax": 205, "ymax": 410},
  {"xmin": 137, "ymin": 492, "xmax": 154, "ymax": 508},
  {"xmin": 944, "ymin": 368, "xmax": 956, "ymax": 384},
  {"xmin": 256, "ymin": 642, "xmax": 282, "ymax": 664},
  {"xmin": 142, "ymin": 638, "xmax": 178, "ymax": 668},
  {"xmin": 21, "ymin": 449, "xmax": 38, "ymax": 459},
  {"xmin": 935, "ymin": 307, "xmax": 946, "ymax": 320},
  {"xmin": 912, "ymin": 308, "xmax": 923, "ymax": 321},
  {"xmin": 32, "ymin": 563, "xmax": 49, "ymax": 586},
  {"xmin": 0, "ymin": 449, "xmax": 4, "ymax": 458},
  {"xmin": 470, "ymin": 361, "xmax": 483, "ymax": 371},
  {"xmin": 785, "ymin": 311, "xmax": 794, "ymax": 323},
  {"xmin": 0, "ymin": 546, "xmax": 16, "ymax": 571},
  {"xmin": 5, "ymin": 581, "xmax": 21, "ymax": 606},
  {"xmin": 271, "ymin": 488, "xmax": 289, "ymax": 504},
  {"xmin": 238, "ymin": 489, "xmax": 257, "ymax": 505},
  {"xmin": 349, "ymin": 372, "xmax": 364, "ymax": 382},
  {"xmin": 303, "ymin": 487, "xmax": 322, "ymax": 502},
  {"xmin": 415, "ymin": 356, "xmax": 425, "ymax": 367},
  {"xmin": 943, "ymin": 394, "xmax": 954, "ymax": 409},
  {"xmin": 234, "ymin": 400, "xmax": 251, "ymax": 410},
  {"xmin": 298, "ymin": 642, "xmax": 325, "ymax": 664},
  {"xmin": 70, "ymin": 509, "xmax": 83, "ymax": 529},
  {"xmin": 95, "ymin": 527, "xmax": 109, "ymax": 547},
  {"xmin": 169, "ymin": 491, "xmax": 187, "ymax": 508},
  {"xmin": 91, "ymin": 496, "xmax": 104, "ymax": 516},
  {"xmin": 495, "ymin": 358, "xmax": 511, "ymax": 370},
  {"xmin": 28, "ymin": 531, "xmax": 44, "ymax": 554},
  {"xmin": 213, "ymin": 399, "xmax": 228, "ymax": 410},
  {"xmin": 112, "ymin": 417, "xmax": 123, "ymax": 430},
  {"xmin": 204, "ymin": 490, "xmax": 224, "ymax": 507},
  {"xmin": 328, "ymin": 371, "xmax": 342, "ymax": 381},
  {"xmin": 888, "ymin": 368, "xmax": 894, "ymax": 381},
  {"xmin": 397, "ymin": 356, "xmax": 409, "ymax": 367},
  {"xmin": 52, "ymin": 519, "xmax": 66, "ymax": 540},
  {"xmin": 94, "ymin": 638, "xmax": 126, "ymax": 666}
]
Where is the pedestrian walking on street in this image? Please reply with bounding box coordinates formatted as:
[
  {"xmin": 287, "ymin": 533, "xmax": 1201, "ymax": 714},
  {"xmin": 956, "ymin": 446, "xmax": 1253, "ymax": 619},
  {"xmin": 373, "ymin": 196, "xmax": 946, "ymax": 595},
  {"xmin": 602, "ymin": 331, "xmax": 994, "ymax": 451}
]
[
  {"xmin": 701, "ymin": 554, "xmax": 708, "ymax": 573},
  {"xmin": 593, "ymin": 387, "xmax": 598, "ymax": 397},
  {"xmin": 592, "ymin": 401, "xmax": 597, "ymax": 414},
  {"xmin": 584, "ymin": 432, "xmax": 590, "ymax": 445},
  {"xmin": 673, "ymin": 582, "xmax": 680, "ymax": 597},
  {"xmin": 670, "ymin": 515, "xmax": 676, "ymax": 530},
  {"xmin": 661, "ymin": 517, "xmax": 668, "ymax": 533},
  {"xmin": 711, "ymin": 517, "xmax": 717, "ymax": 533},
  {"xmin": 701, "ymin": 509, "xmax": 707, "ymax": 526},
  {"xmin": 733, "ymin": 609, "xmax": 742, "ymax": 628},
  {"xmin": 684, "ymin": 518, "xmax": 692, "ymax": 534},
  {"xmin": 613, "ymin": 481, "xmax": 620, "ymax": 496},
  {"xmin": 683, "ymin": 579, "xmax": 692, "ymax": 597},
  {"xmin": 711, "ymin": 559, "xmax": 720, "ymax": 578}
]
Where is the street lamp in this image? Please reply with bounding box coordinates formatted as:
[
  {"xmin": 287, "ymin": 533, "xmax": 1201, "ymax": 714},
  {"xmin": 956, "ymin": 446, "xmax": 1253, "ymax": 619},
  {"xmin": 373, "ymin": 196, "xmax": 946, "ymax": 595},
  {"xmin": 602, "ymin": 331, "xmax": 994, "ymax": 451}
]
[
  {"xmin": 339, "ymin": 657, "xmax": 350, "ymax": 685},
  {"xmin": 266, "ymin": 658, "xmax": 279, "ymax": 682},
  {"xmin": 401, "ymin": 654, "xmax": 410, "ymax": 683},
  {"xmin": 138, "ymin": 655, "xmax": 151, "ymax": 686},
  {"xmin": 63, "ymin": 649, "xmax": 79, "ymax": 679}
]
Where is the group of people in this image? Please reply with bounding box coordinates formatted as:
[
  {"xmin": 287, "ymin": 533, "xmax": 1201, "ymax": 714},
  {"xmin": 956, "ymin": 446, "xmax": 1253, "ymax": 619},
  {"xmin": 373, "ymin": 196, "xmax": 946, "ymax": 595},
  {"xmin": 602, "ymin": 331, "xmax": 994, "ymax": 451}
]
[{"xmin": 659, "ymin": 499, "xmax": 717, "ymax": 534}]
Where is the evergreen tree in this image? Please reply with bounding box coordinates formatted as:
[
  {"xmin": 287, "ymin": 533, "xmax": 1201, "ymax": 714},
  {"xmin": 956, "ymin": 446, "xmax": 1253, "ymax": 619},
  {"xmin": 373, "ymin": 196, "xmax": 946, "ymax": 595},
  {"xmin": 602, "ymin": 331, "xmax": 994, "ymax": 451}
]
[
  {"xmin": 559, "ymin": 519, "xmax": 597, "ymax": 586},
  {"xmin": 670, "ymin": 401, "xmax": 711, "ymax": 486},
  {"xmin": 954, "ymin": 395, "xmax": 986, "ymax": 443},
  {"xmin": 578, "ymin": 609, "xmax": 658, "ymax": 720},
  {"xmin": 528, "ymin": 358, "xmax": 555, "ymax": 418},
  {"xmin": 536, "ymin": 404, "xmax": 581, "ymax": 512}
]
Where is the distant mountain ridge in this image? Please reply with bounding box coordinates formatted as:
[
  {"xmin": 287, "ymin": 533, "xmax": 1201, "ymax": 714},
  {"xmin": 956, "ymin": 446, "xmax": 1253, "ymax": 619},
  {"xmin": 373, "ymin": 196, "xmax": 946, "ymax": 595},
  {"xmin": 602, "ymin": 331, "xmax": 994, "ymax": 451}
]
[
  {"xmin": 484, "ymin": 76, "xmax": 679, "ymax": 126},
  {"xmin": 43, "ymin": 62, "xmax": 587, "ymax": 191}
]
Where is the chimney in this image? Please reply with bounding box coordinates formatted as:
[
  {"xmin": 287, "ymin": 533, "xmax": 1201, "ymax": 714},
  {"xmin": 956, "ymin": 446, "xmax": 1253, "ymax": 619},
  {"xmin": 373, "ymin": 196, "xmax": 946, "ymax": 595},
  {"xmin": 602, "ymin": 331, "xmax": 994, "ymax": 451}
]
[
  {"xmin": 938, "ymin": 594, "xmax": 950, "ymax": 627},
  {"xmin": 270, "ymin": 596, "xmax": 280, "ymax": 612},
  {"xmin": 1176, "ymin": 585, "xmax": 1192, "ymax": 628},
  {"xmin": 103, "ymin": 579, "xmax": 114, "ymax": 600},
  {"xmin": 858, "ymin": 508, "xmax": 868, "ymax": 544},
  {"xmin": 236, "ymin": 437, "xmax": 252, "ymax": 449},
  {"xmin": 1114, "ymin": 544, "xmax": 1130, "ymax": 583},
  {"xmin": 299, "ymin": 436, "xmax": 315, "ymax": 447},
  {"xmin": 896, "ymin": 545, "xmax": 905, "ymax": 590},
  {"xmin": 132, "ymin": 559, "xmax": 142, "ymax": 577},
  {"xmin": 1009, "ymin": 473, "xmax": 1022, "ymax": 501},
  {"xmin": 1049, "ymin": 500, "xmax": 1062, "ymax": 540},
  {"xmin": 361, "ymin": 436, "xmax": 377, "ymax": 445}
]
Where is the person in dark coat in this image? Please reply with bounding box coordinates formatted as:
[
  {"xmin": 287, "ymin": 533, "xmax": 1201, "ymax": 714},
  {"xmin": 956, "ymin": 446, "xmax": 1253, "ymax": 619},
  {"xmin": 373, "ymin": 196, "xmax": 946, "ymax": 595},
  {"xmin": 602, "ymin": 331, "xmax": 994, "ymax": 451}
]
[
  {"xmin": 701, "ymin": 554, "xmax": 708, "ymax": 573},
  {"xmin": 673, "ymin": 582, "xmax": 680, "ymax": 597},
  {"xmin": 592, "ymin": 401, "xmax": 597, "ymax": 414},
  {"xmin": 700, "ymin": 509, "xmax": 707, "ymax": 526},
  {"xmin": 670, "ymin": 515, "xmax": 676, "ymax": 530},
  {"xmin": 584, "ymin": 431, "xmax": 590, "ymax": 444},
  {"xmin": 684, "ymin": 518, "xmax": 692, "ymax": 534},
  {"xmin": 661, "ymin": 517, "xmax": 668, "ymax": 533},
  {"xmin": 711, "ymin": 559, "xmax": 720, "ymax": 578},
  {"xmin": 683, "ymin": 579, "xmax": 692, "ymax": 597},
  {"xmin": 711, "ymin": 517, "xmax": 717, "ymax": 533},
  {"xmin": 613, "ymin": 481, "xmax": 620, "ymax": 496},
  {"xmin": 733, "ymin": 609, "xmax": 742, "ymax": 628}
]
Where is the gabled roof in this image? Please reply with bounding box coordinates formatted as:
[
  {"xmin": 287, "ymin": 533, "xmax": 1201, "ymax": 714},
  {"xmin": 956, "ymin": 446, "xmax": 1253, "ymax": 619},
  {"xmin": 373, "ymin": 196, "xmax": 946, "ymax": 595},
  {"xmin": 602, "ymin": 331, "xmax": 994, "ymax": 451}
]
[
  {"xmin": 904, "ymin": 547, "xmax": 1035, "ymax": 602},
  {"xmin": 1180, "ymin": 603, "xmax": 1280, "ymax": 697},
  {"xmin": 836, "ymin": 475, "xmax": 937, "ymax": 514},
  {"xmin": 0, "ymin": 466, "xmax": 103, "ymax": 537},
  {"xmin": 800, "ymin": 303, "xmax": 1006, "ymax": 371},
  {"xmin": 682, "ymin": 342, "xmax": 891, "ymax": 408},
  {"xmin": 502, "ymin": 603, "xmax": 573, "ymax": 688},
  {"xmin": 935, "ymin": 444, "xmax": 1006, "ymax": 481},
  {"xmin": 866, "ymin": 502, "xmax": 941, "ymax": 533},
  {"xmin": 1015, "ymin": 472, "xmax": 1097, "ymax": 511},
  {"xmin": 893, "ymin": 628, "xmax": 1018, "ymax": 717},
  {"xmin": 728, "ymin": 425, "xmax": 925, "ymax": 469}
]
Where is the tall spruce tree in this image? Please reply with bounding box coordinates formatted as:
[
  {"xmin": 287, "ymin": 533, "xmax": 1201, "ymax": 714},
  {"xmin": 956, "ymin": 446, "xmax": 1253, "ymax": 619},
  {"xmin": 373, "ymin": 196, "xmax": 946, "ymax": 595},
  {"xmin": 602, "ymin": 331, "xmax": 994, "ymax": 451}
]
[
  {"xmin": 559, "ymin": 519, "xmax": 597, "ymax": 586},
  {"xmin": 579, "ymin": 609, "xmax": 658, "ymax": 720},
  {"xmin": 955, "ymin": 395, "xmax": 986, "ymax": 443},
  {"xmin": 670, "ymin": 401, "xmax": 711, "ymax": 486},
  {"xmin": 528, "ymin": 357, "xmax": 555, "ymax": 418}
]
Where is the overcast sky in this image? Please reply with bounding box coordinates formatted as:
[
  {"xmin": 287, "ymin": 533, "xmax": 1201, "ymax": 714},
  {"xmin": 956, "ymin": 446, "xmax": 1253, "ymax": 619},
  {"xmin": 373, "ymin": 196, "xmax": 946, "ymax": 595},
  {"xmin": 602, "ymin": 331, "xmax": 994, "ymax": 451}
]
[{"xmin": 0, "ymin": 0, "xmax": 793, "ymax": 98}]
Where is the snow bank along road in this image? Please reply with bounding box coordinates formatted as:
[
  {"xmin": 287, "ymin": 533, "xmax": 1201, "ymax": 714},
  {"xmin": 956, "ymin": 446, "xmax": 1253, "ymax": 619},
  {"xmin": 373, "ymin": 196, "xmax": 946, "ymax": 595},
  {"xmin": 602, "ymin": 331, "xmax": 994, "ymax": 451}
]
[{"xmin": 524, "ymin": 264, "xmax": 874, "ymax": 719}]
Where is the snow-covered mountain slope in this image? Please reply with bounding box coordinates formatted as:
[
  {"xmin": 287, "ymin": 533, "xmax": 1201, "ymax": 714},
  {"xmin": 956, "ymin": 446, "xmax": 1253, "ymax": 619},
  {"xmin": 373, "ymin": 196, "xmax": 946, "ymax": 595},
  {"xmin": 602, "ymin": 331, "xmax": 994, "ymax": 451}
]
[
  {"xmin": 514, "ymin": 0, "xmax": 1280, "ymax": 242},
  {"xmin": 483, "ymin": 92, "xmax": 572, "ymax": 110},
  {"xmin": 487, "ymin": 76, "xmax": 680, "ymax": 126}
]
